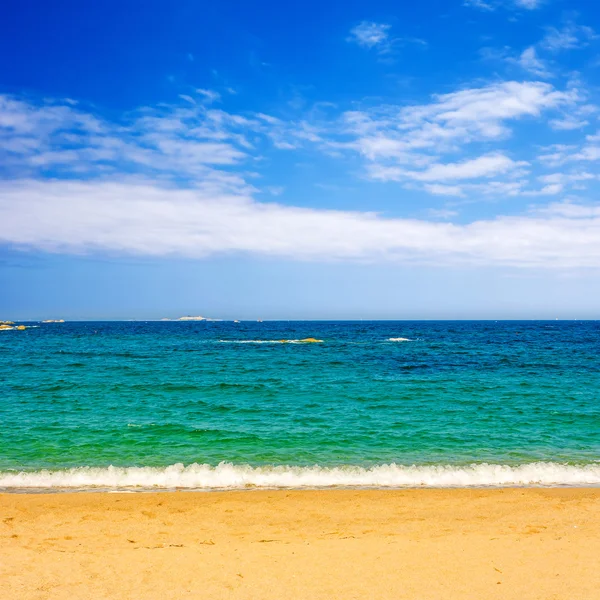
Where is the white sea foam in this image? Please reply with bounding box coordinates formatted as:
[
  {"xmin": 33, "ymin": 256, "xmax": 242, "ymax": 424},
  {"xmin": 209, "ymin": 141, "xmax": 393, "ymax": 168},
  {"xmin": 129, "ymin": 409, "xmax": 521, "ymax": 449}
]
[
  {"xmin": 219, "ymin": 340, "xmax": 315, "ymax": 344},
  {"xmin": 387, "ymin": 337, "xmax": 412, "ymax": 342},
  {"xmin": 220, "ymin": 340, "xmax": 288, "ymax": 344},
  {"xmin": 1, "ymin": 462, "xmax": 600, "ymax": 490}
]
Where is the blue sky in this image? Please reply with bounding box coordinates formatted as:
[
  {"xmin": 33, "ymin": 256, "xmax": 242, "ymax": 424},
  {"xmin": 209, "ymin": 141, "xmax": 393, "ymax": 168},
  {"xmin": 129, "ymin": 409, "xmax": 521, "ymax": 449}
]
[{"xmin": 2, "ymin": 0, "xmax": 600, "ymax": 319}]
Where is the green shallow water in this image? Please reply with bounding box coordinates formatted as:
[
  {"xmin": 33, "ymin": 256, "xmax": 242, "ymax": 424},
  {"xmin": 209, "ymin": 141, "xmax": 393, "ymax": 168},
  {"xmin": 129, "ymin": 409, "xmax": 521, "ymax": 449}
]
[{"xmin": 1, "ymin": 320, "xmax": 599, "ymax": 476}]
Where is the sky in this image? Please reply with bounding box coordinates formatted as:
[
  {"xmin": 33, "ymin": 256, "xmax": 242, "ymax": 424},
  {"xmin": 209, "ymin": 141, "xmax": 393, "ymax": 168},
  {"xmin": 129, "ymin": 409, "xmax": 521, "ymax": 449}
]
[{"xmin": 2, "ymin": 0, "xmax": 600, "ymax": 320}]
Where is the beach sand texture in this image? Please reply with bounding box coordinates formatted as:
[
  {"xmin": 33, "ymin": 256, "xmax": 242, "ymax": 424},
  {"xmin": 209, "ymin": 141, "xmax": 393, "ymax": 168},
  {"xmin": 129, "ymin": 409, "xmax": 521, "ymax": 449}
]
[{"xmin": 1, "ymin": 488, "xmax": 599, "ymax": 599}]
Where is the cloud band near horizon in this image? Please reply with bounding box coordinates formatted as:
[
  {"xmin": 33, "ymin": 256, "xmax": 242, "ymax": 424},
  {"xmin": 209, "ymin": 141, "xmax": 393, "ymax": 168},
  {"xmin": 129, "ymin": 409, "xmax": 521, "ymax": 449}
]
[{"xmin": 2, "ymin": 178, "xmax": 600, "ymax": 268}]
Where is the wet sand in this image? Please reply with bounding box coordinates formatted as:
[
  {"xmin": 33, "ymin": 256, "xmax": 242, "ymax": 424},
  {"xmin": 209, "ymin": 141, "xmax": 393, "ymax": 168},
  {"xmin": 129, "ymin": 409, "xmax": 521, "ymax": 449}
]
[{"xmin": 1, "ymin": 488, "xmax": 599, "ymax": 599}]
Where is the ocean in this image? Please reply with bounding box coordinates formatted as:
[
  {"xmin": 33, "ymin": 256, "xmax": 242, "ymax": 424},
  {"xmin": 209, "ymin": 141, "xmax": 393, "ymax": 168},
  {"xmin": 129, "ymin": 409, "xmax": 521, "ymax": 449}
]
[{"xmin": 1, "ymin": 320, "xmax": 599, "ymax": 490}]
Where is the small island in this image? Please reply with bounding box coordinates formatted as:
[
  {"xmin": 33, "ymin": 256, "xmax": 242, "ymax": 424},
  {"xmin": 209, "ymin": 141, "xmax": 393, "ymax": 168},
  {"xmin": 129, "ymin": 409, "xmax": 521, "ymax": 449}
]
[
  {"xmin": 176, "ymin": 316, "xmax": 207, "ymax": 321},
  {"xmin": 160, "ymin": 316, "xmax": 223, "ymax": 322}
]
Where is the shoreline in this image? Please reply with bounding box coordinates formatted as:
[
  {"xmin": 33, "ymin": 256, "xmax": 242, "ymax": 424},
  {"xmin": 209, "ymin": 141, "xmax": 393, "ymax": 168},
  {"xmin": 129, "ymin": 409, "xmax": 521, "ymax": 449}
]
[
  {"xmin": 2, "ymin": 488, "xmax": 599, "ymax": 599},
  {"xmin": 2, "ymin": 461, "xmax": 600, "ymax": 490},
  {"xmin": 3, "ymin": 482, "xmax": 600, "ymax": 494}
]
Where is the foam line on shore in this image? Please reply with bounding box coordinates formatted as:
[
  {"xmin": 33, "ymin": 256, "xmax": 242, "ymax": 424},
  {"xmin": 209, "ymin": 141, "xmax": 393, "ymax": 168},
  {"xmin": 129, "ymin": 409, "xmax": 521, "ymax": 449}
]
[{"xmin": 1, "ymin": 462, "xmax": 600, "ymax": 490}]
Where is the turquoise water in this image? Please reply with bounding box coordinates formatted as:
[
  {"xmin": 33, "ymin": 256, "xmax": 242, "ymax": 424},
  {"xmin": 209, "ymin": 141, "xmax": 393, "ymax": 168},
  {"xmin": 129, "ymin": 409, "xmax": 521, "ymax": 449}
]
[{"xmin": 1, "ymin": 321, "xmax": 600, "ymax": 489}]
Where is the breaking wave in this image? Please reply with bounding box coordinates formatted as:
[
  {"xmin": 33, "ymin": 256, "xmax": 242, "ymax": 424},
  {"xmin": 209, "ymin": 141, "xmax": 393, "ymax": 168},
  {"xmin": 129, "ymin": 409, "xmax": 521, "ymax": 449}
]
[
  {"xmin": 219, "ymin": 339, "xmax": 322, "ymax": 344},
  {"xmin": 1, "ymin": 462, "xmax": 600, "ymax": 491}
]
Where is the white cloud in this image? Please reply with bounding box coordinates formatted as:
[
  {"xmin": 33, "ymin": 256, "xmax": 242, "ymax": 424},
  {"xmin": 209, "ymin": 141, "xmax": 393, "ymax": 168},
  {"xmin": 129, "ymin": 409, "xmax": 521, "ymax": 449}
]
[
  {"xmin": 468, "ymin": 180, "xmax": 524, "ymax": 196},
  {"xmin": 537, "ymin": 144, "xmax": 577, "ymax": 166},
  {"xmin": 0, "ymin": 83, "xmax": 591, "ymax": 209},
  {"xmin": 540, "ymin": 142, "xmax": 600, "ymax": 165},
  {"xmin": 536, "ymin": 145, "xmax": 600, "ymax": 194},
  {"xmin": 265, "ymin": 186, "xmax": 285, "ymax": 196},
  {"xmin": 178, "ymin": 94, "xmax": 196, "ymax": 105},
  {"xmin": 0, "ymin": 95, "xmax": 104, "ymax": 136},
  {"xmin": 521, "ymin": 183, "xmax": 563, "ymax": 196},
  {"xmin": 464, "ymin": 0, "xmax": 495, "ymax": 10},
  {"xmin": 0, "ymin": 94, "xmax": 270, "ymax": 184},
  {"xmin": 465, "ymin": 0, "xmax": 543, "ymax": 10},
  {"xmin": 347, "ymin": 21, "xmax": 426, "ymax": 59},
  {"xmin": 344, "ymin": 81, "xmax": 574, "ymax": 146},
  {"xmin": 481, "ymin": 20, "xmax": 597, "ymax": 80},
  {"xmin": 348, "ymin": 22, "xmax": 391, "ymax": 49},
  {"xmin": 514, "ymin": 0, "xmax": 541, "ymax": 7},
  {"xmin": 549, "ymin": 116, "xmax": 589, "ymax": 130},
  {"xmin": 538, "ymin": 172, "xmax": 595, "ymax": 184},
  {"xmin": 480, "ymin": 46, "xmax": 553, "ymax": 78},
  {"xmin": 196, "ymin": 89, "xmax": 221, "ymax": 103},
  {"xmin": 517, "ymin": 47, "xmax": 552, "ymax": 78},
  {"xmin": 423, "ymin": 177, "xmax": 566, "ymax": 199},
  {"xmin": 323, "ymin": 82, "xmax": 575, "ymax": 192},
  {"xmin": 423, "ymin": 185, "xmax": 465, "ymax": 197},
  {"xmin": 407, "ymin": 154, "xmax": 527, "ymax": 182},
  {"xmin": 427, "ymin": 208, "xmax": 460, "ymax": 219},
  {"xmin": 420, "ymin": 81, "xmax": 571, "ymax": 124},
  {"xmin": 572, "ymin": 146, "xmax": 600, "ymax": 161},
  {"xmin": 541, "ymin": 22, "xmax": 597, "ymax": 52},
  {"xmin": 586, "ymin": 131, "xmax": 600, "ymax": 143},
  {"xmin": 537, "ymin": 202, "xmax": 600, "ymax": 218},
  {"xmin": 2, "ymin": 178, "xmax": 600, "ymax": 268},
  {"xmin": 2, "ymin": 90, "xmax": 600, "ymax": 269}
]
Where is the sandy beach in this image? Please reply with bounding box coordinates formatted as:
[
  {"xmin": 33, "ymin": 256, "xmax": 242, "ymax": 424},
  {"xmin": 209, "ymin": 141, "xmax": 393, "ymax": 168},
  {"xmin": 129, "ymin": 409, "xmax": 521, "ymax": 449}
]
[{"xmin": 1, "ymin": 488, "xmax": 599, "ymax": 599}]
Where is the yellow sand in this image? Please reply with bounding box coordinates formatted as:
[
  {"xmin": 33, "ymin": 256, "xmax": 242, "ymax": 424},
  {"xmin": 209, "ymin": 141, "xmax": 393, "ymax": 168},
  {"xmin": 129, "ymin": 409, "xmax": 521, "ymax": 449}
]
[{"xmin": 1, "ymin": 488, "xmax": 599, "ymax": 599}]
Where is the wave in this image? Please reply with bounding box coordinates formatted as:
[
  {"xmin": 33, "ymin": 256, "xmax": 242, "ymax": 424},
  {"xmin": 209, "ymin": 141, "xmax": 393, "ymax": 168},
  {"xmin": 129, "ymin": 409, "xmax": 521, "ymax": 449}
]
[
  {"xmin": 220, "ymin": 340, "xmax": 291, "ymax": 344},
  {"xmin": 219, "ymin": 338, "xmax": 415, "ymax": 344},
  {"xmin": 219, "ymin": 339, "xmax": 322, "ymax": 344},
  {"xmin": 1, "ymin": 462, "xmax": 600, "ymax": 490}
]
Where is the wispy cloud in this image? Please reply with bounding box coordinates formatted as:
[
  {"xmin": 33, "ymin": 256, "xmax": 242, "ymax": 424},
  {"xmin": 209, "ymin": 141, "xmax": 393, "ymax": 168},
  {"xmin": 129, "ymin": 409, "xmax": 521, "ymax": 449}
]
[
  {"xmin": 464, "ymin": 0, "xmax": 544, "ymax": 11},
  {"xmin": 368, "ymin": 154, "xmax": 527, "ymax": 183},
  {"xmin": 0, "ymin": 92, "xmax": 279, "ymax": 187},
  {"xmin": 196, "ymin": 88, "xmax": 222, "ymax": 103},
  {"xmin": 480, "ymin": 45, "xmax": 553, "ymax": 78},
  {"xmin": 1, "ymin": 81, "xmax": 589, "ymax": 207},
  {"xmin": 1, "ymin": 90, "xmax": 600, "ymax": 268},
  {"xmin": 424, "ymin": 185, "xmax": 465, "ymax": 198},
  {"xmin": 538, "ymin": 121, "xmax": 600, "ymax": 166},
  {"xmin": 348, "ymin": 21, "xmax": 391, "ymax": 50},
  {"xmin": 347, "ymin": 21, "xmax": 426, "ymax": 57},
  {"xmin": 549, "ymin": 115, "xmax": 589, "ymax": 130},
  {"xmin": 540, "ymin": 21, "xmax": 597, "ymax": 52},
  {"xmin": 230, "ymin": 78, "xmax": 598, "ymax": 200},
  {"xmin": 516, "ymin": 47, "xmax": 553, "ymax": 78},
  {"xmin": 479, "ymin": 17, "xmax": 597, "ymax": 81},
  {"xmin": 427, "ymin": 207, "xmax": 460, "ymax": 218},
  {"xmin": 305, "ymin": 81, "xmax": 577, "ymax": 195},
  {"xmin": 256, "ymin": 78, "xmax": 600, "ymax": 201},
  {"xmin": 514, "ymin": 0, "xmax": 543, "ymax": 8},
  {"xmin": 464, "ymin": 0, "xmax": 496, "ymax": 10}
]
